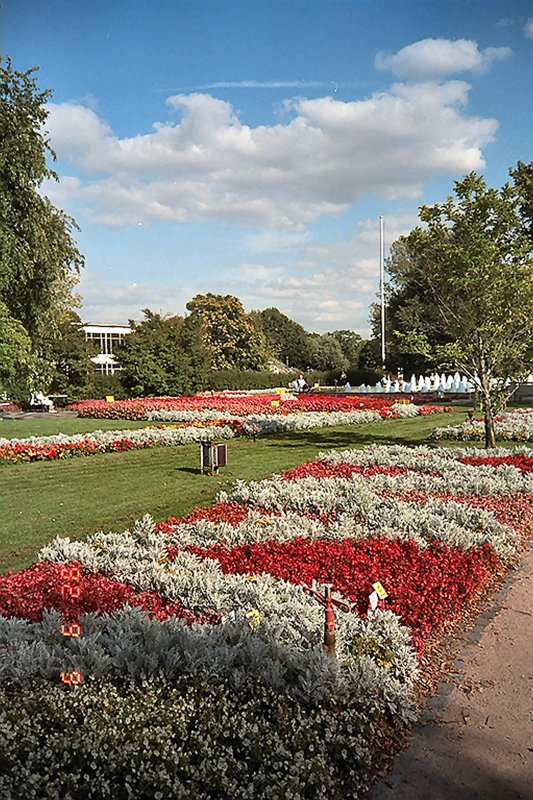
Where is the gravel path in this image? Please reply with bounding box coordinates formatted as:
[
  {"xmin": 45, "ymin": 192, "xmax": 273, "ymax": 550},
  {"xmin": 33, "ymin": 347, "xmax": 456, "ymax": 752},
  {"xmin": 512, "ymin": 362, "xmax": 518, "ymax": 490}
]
[{"xmin": 370, "ymin": 544, "xmax": 533, "ymax": 800}]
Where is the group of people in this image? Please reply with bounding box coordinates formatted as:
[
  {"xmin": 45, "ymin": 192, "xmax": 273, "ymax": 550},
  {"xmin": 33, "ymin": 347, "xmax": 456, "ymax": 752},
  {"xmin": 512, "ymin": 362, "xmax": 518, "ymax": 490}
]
[
  {"xmin": 29, "ymin": 391, "xmax": 57, "ymax": 412},
  {"xmin": 288, "ymin": 374, "xmax": 311, "ymax": 393},
  {"xmin": 380, "ymin": 371, "xmax": 406, "ymax": 391}
]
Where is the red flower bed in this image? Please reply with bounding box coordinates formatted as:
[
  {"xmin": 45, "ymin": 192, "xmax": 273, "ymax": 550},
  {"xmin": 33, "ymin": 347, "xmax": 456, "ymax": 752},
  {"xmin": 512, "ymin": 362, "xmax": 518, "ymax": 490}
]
[
  {"xmin": 417, "ymin": 405, "xmax": 453, "ymax": 415},
  {"xmin": 0, "ymin": 402, "xmax": 21, "ymax": 412},
  {"xmin": 184, "ymin": 536, "xmax": 498, "ymax": 650},
  {"xmin": 280, "ymin": 462, "xmax": 410, "ymax": 481},
  {"xmin": 71, "ymin": 392, "xmax": 446, "ymax": 420},
  {"xmin": 156, "ymin": 502, "xmax": 260, "ymax": 531},
  {"xmin": 0, "ymin": 438, "xmax": 147, "ymax": 464},
  {"xmin": 0, "ymin": 562, "xmax": 219, "ymax": 624},
  {"xmin": 458, "ymin": 454, "xmax": 533, "ymax": 475},
  {"xmin": 280, "ymin": 460, "xmax": 444, "ymax": 481}
]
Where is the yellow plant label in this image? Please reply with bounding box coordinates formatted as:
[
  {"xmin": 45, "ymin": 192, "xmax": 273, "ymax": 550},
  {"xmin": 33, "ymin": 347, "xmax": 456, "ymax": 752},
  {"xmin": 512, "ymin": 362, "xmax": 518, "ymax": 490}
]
[
  {"xmin": 106, "ymin": 395, "xmax": 115, "ymax": 403},
  {"xmin": 246, "ymin": 609, "xmax": 263, "ymax": 628},
  {"xmin": 372, "ymin": 581, "xmax": 388, "ymax": 600}
]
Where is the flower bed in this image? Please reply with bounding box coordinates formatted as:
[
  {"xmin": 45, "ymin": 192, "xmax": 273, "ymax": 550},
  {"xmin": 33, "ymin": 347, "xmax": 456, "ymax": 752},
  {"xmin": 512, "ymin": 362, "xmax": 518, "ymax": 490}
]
[
  {"xmin": 0, "ymin": 421, "xmax": 238, "ymax": 464},
  {"xmin": 0, "ymin": 402, "xmax": 21, "ymax": 412},
  {"xmin": 430, "ymin": 408, "xmax": 533, "ymax": 441},
  {"xmin": 0, "ymin": 401, "xmax": 451, "ymax": 466},
  {"xmin": 71, "ymin": 392, "xmax": 449, "ymax": 420},
  {"xmin": 1, "ymin": 443, "xmax": 531, "ymax": 797},
  {"xmin": 0, "ymin": 561, "xmax": 218, "ymax": 624},
  {"xmin": 3, "ymin": 444, "xmax": 530, "ymax": 680}
]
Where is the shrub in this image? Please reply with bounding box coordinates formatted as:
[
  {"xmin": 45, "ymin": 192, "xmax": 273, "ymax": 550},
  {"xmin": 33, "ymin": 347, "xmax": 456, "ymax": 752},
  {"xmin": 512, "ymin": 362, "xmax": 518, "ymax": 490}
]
[
  {"xmin": 0, "ymin": 675, "xmax": 379, "ymax": 799},
  {"xmin": 206, "ymin": 369, "xmax": 295, "ymax": 391}
]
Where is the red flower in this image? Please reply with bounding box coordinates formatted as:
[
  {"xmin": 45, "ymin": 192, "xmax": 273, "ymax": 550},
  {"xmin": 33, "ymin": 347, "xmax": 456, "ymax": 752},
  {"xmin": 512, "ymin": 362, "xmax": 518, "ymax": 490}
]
[
  {"xmin": 184, "ymin": 535, "xmax": 499, "ymax": 649},
  {"xmin": 0, "ymin": 561, "xmax": 219, "ymax": 625}
]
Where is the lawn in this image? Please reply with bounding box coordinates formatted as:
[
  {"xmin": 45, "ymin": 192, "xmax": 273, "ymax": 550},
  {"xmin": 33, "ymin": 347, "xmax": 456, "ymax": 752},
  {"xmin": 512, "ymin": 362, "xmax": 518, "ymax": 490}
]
[{"xmin": 1, "ymin": 408, "xmax": 472, "ymax": 574}]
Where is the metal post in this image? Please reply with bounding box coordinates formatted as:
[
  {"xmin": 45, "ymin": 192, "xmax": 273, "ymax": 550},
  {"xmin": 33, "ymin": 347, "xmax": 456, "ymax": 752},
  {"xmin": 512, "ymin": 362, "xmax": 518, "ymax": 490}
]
[
  {"xmin": 323, "ymin": 585, "xmax": 336, "ymax": 656},
  {"xmin": 380, "ymin": 215, "xmax": 386, "ymax": 371}
]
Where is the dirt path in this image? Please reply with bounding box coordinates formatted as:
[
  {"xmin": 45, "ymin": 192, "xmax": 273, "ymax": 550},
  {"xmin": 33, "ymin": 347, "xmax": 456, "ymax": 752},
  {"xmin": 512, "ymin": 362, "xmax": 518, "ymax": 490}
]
[{"xmin": 370, "ymin": 544, "xmax": 533, "ymax": 800}]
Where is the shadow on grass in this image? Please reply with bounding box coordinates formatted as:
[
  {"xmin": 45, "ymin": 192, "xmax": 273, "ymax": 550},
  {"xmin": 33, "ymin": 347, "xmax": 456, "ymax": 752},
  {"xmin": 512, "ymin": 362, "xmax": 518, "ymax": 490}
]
[
  {"xmin": 265, "ymin": 428, "xmax": 439, "ymax": 450},
  {"xmin": 175, "ymin": 466, "xmax": 201, "ymax": 475}
]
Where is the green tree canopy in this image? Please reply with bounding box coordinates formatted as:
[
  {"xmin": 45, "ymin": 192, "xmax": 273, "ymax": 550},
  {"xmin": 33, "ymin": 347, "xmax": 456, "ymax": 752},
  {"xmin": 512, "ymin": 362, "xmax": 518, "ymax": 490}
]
[
  {"xmin": 44, "ymin": 311, "xmax": 98, "ymax": 398},
  {"xmin": 308, "ymin": 333, "xmax": 348, "ymax": 373},
  {"xmin": 116, "ymin": 309, "xmax": 208, "ymax": 397},
  {"xmin": 0, "ymin": 301, "xmax": 34, "ymax": 400},
  {"xmin": 385, "ymin": 171, "xmax": 533, "ymax": 447},
  {"xmin": 257, "ymin": 307, "xmax": 316, "ymax": 370},
  {"xmin": 186, "ymin": 293, "xmax": 266, "ymax": 371},
  {"xmin": 510, "ymin": 160, "xmax": 533, "ymax": 242},
  {"xmin": 329, "ymin": 330, "xmax": 363, "ymax": 368},
  {"xmin": 0, "ymin": 59, "xmax": 83, "ymax": 348}
]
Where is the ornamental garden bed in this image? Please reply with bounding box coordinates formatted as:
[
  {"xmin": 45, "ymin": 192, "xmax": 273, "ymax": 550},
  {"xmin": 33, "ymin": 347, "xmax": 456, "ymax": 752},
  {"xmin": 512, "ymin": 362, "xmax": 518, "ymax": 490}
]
[
  {"xmin": 70, "ymin": 391, "xmax": 446, "ymax": 420},
  {"xmin": 0, "ymin": 398, "xmax": 451, "ymax": 465},
  {"xmin": 0, "ymin": 444, "xmax": 531, "ymax": 798},
  {"xmin": 430, "ymin": 407, "xmax": 533, "ymax": 442}
]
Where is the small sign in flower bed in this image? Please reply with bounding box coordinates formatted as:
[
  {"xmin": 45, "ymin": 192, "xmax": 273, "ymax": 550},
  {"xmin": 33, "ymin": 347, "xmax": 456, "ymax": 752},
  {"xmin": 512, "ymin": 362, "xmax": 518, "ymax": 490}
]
[
  {"xmin": 431, "ymin": 407, "xmax": 533, "ymax": 442},
  {"xmin": 0, "ymin": 445, "xmax": 531, "ymax": 798}
]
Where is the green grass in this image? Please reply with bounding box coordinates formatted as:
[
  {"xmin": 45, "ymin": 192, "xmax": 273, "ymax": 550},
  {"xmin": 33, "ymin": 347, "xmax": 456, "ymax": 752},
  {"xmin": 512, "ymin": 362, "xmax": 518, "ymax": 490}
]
[
  {"xmin": 0, "ymin": 416, "xmax": 149, "ymax": 438},
  {"xmin": 0, "ymin": 409, "xmax": 478, "ymax": 575}
]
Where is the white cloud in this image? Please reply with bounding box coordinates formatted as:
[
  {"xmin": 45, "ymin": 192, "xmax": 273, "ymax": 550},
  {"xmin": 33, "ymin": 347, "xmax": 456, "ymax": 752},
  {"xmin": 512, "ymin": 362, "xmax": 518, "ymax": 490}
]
[
  {"xmin": 223, "ymin": 216, "xmax": 413, "ymax": 333},
  {"xmin": 77, "ymin": 217, "xmax": 399, "ymax": 334},
  {"xmin": 167, "ymin": 80, "xmax": 365, "ymax": 91},
  {"xmin": 375, "ymin": 38, "xmax": 511, "ymax": 80},
  {"xmin": 242, "ymin": 229, "xmax": 312, "ymax": 253},
  {"xmin": 45, "ymin": 79, "xmax": 498, "ymax": 229},
  {"xmin": 525, "ymin": 19, "xmax": 533, "ymax": 39},
  {"xmin": 78, "ymin": 272, "xmax": 194, "ymax": 324},
  {"xmin": 496, "ymin": 18, "xmax": 514, "ymax": 29}
]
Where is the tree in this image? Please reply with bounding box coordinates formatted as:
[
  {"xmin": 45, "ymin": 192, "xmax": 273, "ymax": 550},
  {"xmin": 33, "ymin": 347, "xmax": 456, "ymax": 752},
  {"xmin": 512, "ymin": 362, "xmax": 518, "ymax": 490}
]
[
  {"xmin": 186, "ymin": 293, "xmax": 266, "ymax": 371},
  {"xmin": 0, "ymin": 59, "xmax": 83, "ymax": 348},
  {"xmin": 116, "ymin": 310, "xmax": 208, "ymax": 397},
  {"xmin": 510, "ymin": 160, "xmax": 533, "ymax": 242},
  {"xmin": 0, "ymin": 301, "xmax": 34, "ymax": 400},
  {"xmin": 329, "ymin": 330, "xmax": 363, "ymax": 368},
  {"xmin": 385, "ymin": 172, "xmax": 533, "ymax": 447},
  {"xmin": 357, "ymin": 338, "xmax": 381, "ymax": 373},
  {"xmin": 45, "ymin": 311, "xmax": 98, "ymax": 398},
  {"xmin": 308, "ymin": 333, "xmax": 348, "ymax": 373},
  {"xmin": 369, "ymin": 241, "xmax": 455, "ymax": 376},
  {"xmin": 257, "ymin": 307, "xmax": 316, "ymax": 370}
]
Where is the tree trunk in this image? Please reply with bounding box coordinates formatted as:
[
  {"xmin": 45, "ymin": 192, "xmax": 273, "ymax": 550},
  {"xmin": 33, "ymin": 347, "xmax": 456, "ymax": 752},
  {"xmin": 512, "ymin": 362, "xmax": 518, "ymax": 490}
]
[
  {"xmin": 481, "ymin": 386, "xmax": 497, "ymax": 449},
  {"xmin": 477, "ymin": 339, "xmax": 497, "ymax": 449}
]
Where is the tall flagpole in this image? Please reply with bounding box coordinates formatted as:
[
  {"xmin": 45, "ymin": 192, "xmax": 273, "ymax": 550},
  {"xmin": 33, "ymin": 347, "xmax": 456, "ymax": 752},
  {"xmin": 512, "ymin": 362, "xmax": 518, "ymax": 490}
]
[{"xmin": 380, "ymin": 215, "xmax": 386, "ymax": 370}]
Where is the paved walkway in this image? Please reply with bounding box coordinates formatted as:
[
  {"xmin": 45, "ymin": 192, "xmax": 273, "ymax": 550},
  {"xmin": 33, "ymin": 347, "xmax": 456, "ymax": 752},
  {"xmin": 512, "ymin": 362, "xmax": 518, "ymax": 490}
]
[
  {"xmin": 370, "ymin": 544, "xmax": 533, "ymax": 800},
  {"xmin": 0, "ymin": 410, "xmax": 78, "ymax": 419}
]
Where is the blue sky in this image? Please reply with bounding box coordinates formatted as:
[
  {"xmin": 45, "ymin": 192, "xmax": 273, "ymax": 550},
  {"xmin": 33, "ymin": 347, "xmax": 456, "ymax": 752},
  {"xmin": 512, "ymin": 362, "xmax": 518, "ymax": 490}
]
[{"xmin": 3, "ymin": 0, "xmax": 532, "ymax": 335}]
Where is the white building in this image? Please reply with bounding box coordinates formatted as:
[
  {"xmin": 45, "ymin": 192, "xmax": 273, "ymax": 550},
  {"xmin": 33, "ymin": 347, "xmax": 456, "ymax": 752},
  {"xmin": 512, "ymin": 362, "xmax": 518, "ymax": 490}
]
[{"xmin": 81, "ymin": 323, "xmax": 132, "ymax": 375}]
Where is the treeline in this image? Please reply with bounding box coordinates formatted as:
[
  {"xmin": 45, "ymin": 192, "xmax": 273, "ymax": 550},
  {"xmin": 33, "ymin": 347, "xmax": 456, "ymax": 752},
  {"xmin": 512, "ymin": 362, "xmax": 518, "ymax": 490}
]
[{"xmin": 103, "ymin": 294, "xmax": 381, "ymax": 399}]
